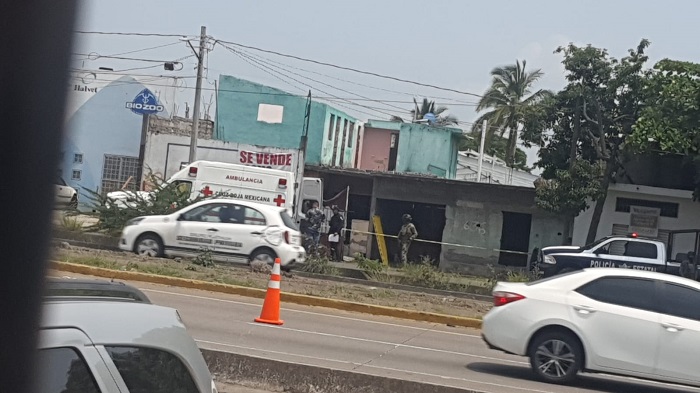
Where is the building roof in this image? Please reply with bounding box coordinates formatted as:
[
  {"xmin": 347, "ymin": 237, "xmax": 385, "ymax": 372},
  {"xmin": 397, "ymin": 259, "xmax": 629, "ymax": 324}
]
[
  {"xmin": 306, "ymin": 165, "xmax": 538, "ymax": 193},
  {"xmin": 364, "ymin": 119, "xmax": 463, "ymax": 135}
]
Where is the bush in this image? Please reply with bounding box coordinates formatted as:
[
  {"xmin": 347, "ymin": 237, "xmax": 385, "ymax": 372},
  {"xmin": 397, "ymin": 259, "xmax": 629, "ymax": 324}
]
[
  {"xmin": 82, "ymin": 171, "xmax": 205, "ymax": 233},
  {"xmin": 400, "ymin": 256, "xmax": 453, "ymax": 290},
  {"xmin": 193, "ymin": 248, "xmax": 215, "ymax": 267},
  {"xmin": 486, "ymin": 264, "xmax": 541, "ymax": 290},
  {"xmin": 300, "ymin": 257, "xmax": 339, "ymax": 276},
  {"xmin": 355, "ymin": 254, "xmax": 395, "ymax": 283},
  {"xmin": 61, "ymin": 215, "xmax": 83, "ymax": 232}
]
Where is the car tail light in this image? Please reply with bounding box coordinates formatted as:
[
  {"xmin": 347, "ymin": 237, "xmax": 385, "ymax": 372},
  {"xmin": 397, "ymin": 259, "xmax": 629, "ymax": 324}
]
[
  {"xmin": 284, "ymin": 231, "xmax": 290, "ymax": 244},
  {"xmin": 188, "ymin": 167, "xmax": 198, "ymax": 177},
  {"xmin": 493, "ymin": 291, "xmax": 525, "ymax": 307},
  {"xmin": 278, "ymin": 178, "xmax": 287, "ymax": 189}
]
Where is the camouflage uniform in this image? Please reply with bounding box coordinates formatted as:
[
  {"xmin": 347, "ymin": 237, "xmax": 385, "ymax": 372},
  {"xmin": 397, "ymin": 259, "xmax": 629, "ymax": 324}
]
[{"xmin": 397, "ymin": 215, "xmax": 418, "ymax": 264}]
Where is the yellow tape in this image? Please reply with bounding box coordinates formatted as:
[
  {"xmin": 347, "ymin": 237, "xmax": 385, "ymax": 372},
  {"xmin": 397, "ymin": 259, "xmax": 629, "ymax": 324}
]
[{"xmin": 343, "ymin": 228, "xmax": 531, "ymax": 256}]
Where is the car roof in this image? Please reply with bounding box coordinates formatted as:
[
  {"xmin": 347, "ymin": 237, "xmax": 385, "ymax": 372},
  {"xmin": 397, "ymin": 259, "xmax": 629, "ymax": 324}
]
[
  {"xmin": 581, "ymin": 268, "xmax": 700, "ymax": 287},
  {"xmin": 41, "ymin": 301, "xmax": 212, "ymax": 389},
  {"xmin": 45, "ymin": 277, "xmax": 151, "ymax": 303}
]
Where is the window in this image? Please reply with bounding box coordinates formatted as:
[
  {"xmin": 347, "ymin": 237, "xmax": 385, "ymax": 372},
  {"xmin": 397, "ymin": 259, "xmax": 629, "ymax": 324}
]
[
  {"xmin": 36, "ymin": 347, "xmax": 101, "ymax": 393},
  {"xmin": 280, "ymin": 210, "xmax": 299, "ymax": 230},
  {"xmin": 105, "ymin": 346, "xmax": 198, "ymax": 393},
  {"xmin": 327, "ymin": 114, "xmax": 335, "ymax": 140},
  {"xmin": 615, "ymin": 197, "xmax": 679, "ymax": 218},
  {"xmin": 171, "ymin": 180, "xmax": 192, "ymax": 197},
  {"xmin": 659, "ymin": 282, "xmax": 700, "ymax": 321},
  {"xmin": 576, "ymin": 277, "xmax": 659, "ymax": 312},
  {"xmin": 101, "ymin": 154, "xmax": 139, "ymax": 194},
  {"xmin": 71, "ymin": 170, "xmax": 81, "ymax": 181},
  {"xmin": 73, "ymin": 153, "xmax": 83, "ymax": 164},
  {"xmin": 347, "ymin": 121, "xmax": 355, "ymax": 147},
  {"xmin": 182, "ymin": 203, "xmax": 266, "ymax": 225},
  {"xmin": 594, "ymin": 240, "xmax": 658, "ymax": 259}
]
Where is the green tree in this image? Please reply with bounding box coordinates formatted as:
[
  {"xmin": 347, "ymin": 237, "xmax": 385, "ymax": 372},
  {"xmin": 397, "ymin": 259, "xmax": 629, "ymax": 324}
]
[
  {"xmin": 390, "ymin": 97, "xmax": 459, "ymax": 125},
  {"xmin": 459, "ymin": 130, "xmax": 530, "ymax": 171},
  {"xmin": 630, "ymin": 59, "xmax": 700, "ymax": 198},
  {"xmin": 535, "ymin": 40, "xmax": 650, "ymax": 244},
  {"xmin": 473, "ymin": 60, "xmax": 553, "ymax": 167}
]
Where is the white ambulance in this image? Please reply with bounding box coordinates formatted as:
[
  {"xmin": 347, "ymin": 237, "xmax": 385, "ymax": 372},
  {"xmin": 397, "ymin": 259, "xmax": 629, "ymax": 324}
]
[{"xmin": 109, "ymin": 161, "xmax": 323, "ymax": 221}]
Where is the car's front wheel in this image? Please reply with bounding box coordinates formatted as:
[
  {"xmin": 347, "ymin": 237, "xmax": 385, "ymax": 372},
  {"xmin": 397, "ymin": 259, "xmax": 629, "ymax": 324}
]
[
  {"xmin": 135, "ymin": 233, "xmax": 164, "ymax": 258},
  {"xmin": 529, "ymin": 330, "xmax": 583, "ymax": 384}
]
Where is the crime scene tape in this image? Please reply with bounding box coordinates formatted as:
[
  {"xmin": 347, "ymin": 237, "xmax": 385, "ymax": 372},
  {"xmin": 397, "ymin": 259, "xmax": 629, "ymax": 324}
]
[{"xmin": 341, "ymin": 228, "xmax": 532, "ymax": 257}]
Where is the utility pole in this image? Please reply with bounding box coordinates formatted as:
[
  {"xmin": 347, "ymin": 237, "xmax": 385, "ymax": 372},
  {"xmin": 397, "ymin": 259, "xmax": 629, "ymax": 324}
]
[
  {"xmin": 188, "ymin": 26, "xmax": 207, "ymax": 163},
  {"xmin": 476, "ymin": 119, "xmax": 487, "ymax": 182}
]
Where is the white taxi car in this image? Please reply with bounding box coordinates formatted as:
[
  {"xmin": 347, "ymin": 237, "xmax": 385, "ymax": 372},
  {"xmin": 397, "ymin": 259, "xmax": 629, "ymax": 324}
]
[
  {"xmin": 119, "ymin": 199, "xmax": 305, "ymax": 268},
  {"xmin": 482, "ymin": 268, "xmax": 700, "ymax": 387}
]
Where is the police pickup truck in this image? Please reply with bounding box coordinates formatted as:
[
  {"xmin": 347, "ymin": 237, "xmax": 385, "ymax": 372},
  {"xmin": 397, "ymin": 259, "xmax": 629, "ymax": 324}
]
[{"xmin": 537, "ymin": 233, "xmax": 684, "ymax": 278}]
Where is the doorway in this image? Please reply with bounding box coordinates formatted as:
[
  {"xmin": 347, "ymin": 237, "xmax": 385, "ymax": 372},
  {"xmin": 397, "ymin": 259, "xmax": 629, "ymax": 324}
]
[{"xmin": 499, "ymin": 211, "xmax": 532, "ymax": 266}]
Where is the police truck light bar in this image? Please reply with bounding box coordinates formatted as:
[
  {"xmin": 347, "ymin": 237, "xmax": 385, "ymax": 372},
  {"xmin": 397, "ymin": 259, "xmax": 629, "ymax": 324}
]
[{"xmin": 630, "ymin": 232, "xmax": 639, "ymax": 238}]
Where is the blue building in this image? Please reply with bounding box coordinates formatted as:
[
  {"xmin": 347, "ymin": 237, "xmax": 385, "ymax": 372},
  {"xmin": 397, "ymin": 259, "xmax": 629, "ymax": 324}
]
[
  {"xmin": 62, "ymin": 73, "xmax": 175, "ymax": 208},
  {"xmin": 216, "ymin": 75, "xmax": 359, "ymax": 167}
]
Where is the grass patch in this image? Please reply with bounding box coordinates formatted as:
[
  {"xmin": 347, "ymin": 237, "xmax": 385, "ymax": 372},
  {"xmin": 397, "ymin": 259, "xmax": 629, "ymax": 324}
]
[
  {"xmin": 61, "ymin": 215, "xmax": 84, "ymax": 232},
  {"xmin": 299, "ymin": 257, "xmax": 339, "ymax": 276}
]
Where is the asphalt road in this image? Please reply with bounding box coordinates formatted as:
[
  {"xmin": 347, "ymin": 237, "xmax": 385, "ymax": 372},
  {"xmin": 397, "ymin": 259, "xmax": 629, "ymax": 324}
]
[{"xmin": 51, "ymin": 271, "xmax": 700, "ymax": 393}]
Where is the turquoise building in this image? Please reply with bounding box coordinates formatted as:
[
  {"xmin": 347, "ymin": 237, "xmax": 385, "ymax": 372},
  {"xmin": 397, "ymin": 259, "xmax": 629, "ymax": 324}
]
[{"xmin": 216, "ymin": 75, "xmax": 359, "ymax": 167}]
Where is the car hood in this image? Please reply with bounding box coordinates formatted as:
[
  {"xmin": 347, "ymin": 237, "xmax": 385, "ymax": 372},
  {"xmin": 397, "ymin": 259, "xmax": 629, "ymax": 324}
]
[{"xmin": 541, "ymin": 245, "xmax": 584, "ymax": 255}]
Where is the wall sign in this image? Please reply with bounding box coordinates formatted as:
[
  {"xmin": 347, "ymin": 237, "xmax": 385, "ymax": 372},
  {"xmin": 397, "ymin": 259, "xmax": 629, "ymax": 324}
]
[
  {"xmin": 126, "ymin": 88, "xmax": 164, "ymax": 115},
  {"xmin": 629, "ymin": 205, "xmax": 661, "ymax": 238}
]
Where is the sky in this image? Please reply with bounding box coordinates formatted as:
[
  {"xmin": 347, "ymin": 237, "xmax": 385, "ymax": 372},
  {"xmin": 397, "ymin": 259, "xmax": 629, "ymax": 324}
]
[{"xmin": 73, "ymin": 0, "xmax": 700, "ymax": 168}]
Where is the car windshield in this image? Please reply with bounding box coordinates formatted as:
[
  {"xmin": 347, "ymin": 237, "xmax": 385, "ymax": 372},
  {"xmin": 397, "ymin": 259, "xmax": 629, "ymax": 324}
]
[
  {"xmin": 582, "ymin": 236, "xmax": 615, "ymax": 250},
  {"xmin": 280, "ymin": 210, "xmax": 298, "ymax": 230}
]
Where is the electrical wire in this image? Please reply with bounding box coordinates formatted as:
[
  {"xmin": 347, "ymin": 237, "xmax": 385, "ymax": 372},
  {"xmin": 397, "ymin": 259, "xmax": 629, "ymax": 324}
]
[
  {"xmin": 232, "ymin": 46, "xmax": 413, "ymax": 115},
  {"xmin": 106, "ymin": 41, "xmax": 183, "ymax": 57},
  {"xmin": 215, "ymin": 39, "xmax": 484, "ymax": 98},
  {"xmin": 229, "ymin": 46, "xmax": 480, "ymax": 105},
  {"xmin": 226, "ymin": 46, "xmax": 407, "ymax": 120},
  {"xmin": 74, "ymin": 30, "xmax": 192, "ymax": 38}
]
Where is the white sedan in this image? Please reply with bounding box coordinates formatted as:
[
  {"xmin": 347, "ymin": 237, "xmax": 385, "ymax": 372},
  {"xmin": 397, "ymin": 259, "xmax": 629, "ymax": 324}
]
[
  {"xmin": 482, "ymin": 268, "xmax": 700, "ymax": 387},
  {"xmin": 119, "ymin": 199, "xmax": 305, "ymax": 268},
  {"xmin": 55, "ymin": 177, "xmax": 77, "ymax": 208}
]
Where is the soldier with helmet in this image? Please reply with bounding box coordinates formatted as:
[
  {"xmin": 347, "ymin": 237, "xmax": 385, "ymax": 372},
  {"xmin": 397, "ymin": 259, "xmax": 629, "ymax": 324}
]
[{"xmin": 397, "ymin": 214, "xmax": 418, "ymax": 265}]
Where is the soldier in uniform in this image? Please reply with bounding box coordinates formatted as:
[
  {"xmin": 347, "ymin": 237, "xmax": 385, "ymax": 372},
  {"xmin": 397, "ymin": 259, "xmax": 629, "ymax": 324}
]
[{"xmin": 397, "ymin": 214, "xmax": 418, "ymax": 265}]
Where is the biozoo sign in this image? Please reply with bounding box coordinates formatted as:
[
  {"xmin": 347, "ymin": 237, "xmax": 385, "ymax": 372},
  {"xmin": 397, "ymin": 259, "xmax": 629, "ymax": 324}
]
[{"xmin": 126, "ymin": 88, "xmax": 164, "ymax": 116}]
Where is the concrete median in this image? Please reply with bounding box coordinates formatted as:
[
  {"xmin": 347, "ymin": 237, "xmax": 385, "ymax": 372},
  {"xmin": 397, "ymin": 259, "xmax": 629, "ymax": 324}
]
[
  {"xmin": 203, "ymin": 348, "xmax": 485, "ymax": 393},
  {"xmin": 51, "ymin": 261, "xmax": 483, "ymax": 329}
]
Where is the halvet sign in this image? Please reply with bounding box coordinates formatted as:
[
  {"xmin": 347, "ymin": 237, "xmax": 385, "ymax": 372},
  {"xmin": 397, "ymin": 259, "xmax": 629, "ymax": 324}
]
[{"xmin": 126, "ymin": 88, "xmax": 164, "ymax": 116}]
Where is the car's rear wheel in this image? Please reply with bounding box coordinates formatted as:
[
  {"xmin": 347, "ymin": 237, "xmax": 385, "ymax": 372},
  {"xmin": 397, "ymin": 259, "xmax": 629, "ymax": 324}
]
[
  {"xmin": 135, "ymin": 234, "xmax": 164, "ymax": 258},
  {"xmin": 250, "ymin": 248, "xmax": 277, "ymax": 265},
  {"xmin": 529, "ymin": 331, "xmax": 582, "ymax": 384}
]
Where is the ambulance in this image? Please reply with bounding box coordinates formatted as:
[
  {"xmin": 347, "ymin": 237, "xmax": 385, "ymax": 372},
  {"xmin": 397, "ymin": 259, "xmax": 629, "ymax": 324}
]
[{"xmin": 109, "ymin": 161, "xmax": 323, "ymax": 221}]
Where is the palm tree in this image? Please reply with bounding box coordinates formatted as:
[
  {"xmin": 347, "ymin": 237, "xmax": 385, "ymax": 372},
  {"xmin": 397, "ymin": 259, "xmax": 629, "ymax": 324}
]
[
  {"xmin": 473, "ymin": 60, "xmax": 552, "ymax": 166},
  {"xmin": 390, "ymin": 98, "xmax": 459, "ymax": 126}
]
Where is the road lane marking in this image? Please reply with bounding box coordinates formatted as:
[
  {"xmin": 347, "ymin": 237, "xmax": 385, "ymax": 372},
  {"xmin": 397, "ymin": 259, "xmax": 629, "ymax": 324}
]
[
  {"xmin": 140, "ymin": 287, "xmax": 482, "ymax": 338},
  {"xmin": 246, "ymin": 322, "xmax": 527, "ymax": 365},
  {"xmin": 196, "ymin": 339, "xmax": 555, "ymax": 393}
]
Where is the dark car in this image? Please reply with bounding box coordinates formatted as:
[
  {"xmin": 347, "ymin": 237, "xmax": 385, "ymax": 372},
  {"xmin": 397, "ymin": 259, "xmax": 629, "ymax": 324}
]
[{"xmin": 44, "ymin": 277, "xmax": 151, "ymax": 303}]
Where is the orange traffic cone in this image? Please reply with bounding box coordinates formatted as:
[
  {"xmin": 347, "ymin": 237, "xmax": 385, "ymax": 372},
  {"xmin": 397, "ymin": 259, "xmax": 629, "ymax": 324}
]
[{"xmin": 254, "ymin": 258, "xmax": 284, "ymax": 325}]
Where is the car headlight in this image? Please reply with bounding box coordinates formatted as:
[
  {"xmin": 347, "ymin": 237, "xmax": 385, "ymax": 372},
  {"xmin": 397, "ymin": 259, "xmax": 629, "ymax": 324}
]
[
  {"xmin": 542, "ymin": 255, "xmax": 557, "ymax": 265},
  {"xmin": 125, "ymin": 217, "xmax": 145, "ymax": 227}
]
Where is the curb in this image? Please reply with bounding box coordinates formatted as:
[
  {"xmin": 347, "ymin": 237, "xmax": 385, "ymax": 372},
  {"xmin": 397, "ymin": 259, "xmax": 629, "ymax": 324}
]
[
  {"xmin": 51, "ymin": 261, "xmax": 483, "ymax": 329},
  {"xmin": 202, "ymin": 349, "xmax": 487, "ymax": 393}
]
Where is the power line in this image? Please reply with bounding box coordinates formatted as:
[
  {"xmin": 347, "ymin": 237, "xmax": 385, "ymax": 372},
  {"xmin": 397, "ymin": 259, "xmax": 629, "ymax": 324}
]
[
  {"xmin": 74, "ymin": 30, "xmax": 192, "ymax": 38},
  {"xmin": 232, "ymin": 46, "xmax": 413, "ymax": 116},
  {"xmin": 215, "ymin": 39, "xmax": 484, "ymax": 98},
  {"xmin": 226, "ymin": 47, "xmax": 404, "ymax": 120},
  {"xmin": 234, "ymin": 48, "xmax": 480, "ymax": 105},
  {"xmin": 106, "ymin": 41, "xmax": 183, "ymax": 57}
]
